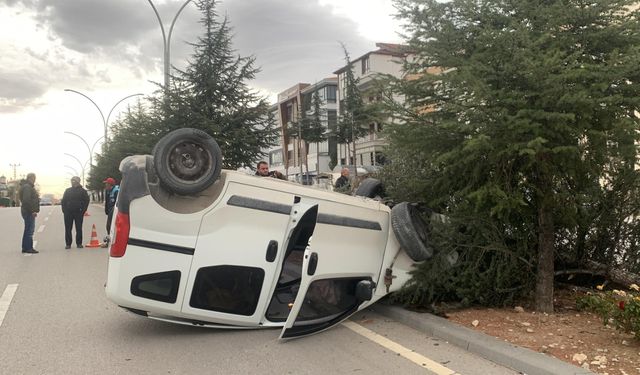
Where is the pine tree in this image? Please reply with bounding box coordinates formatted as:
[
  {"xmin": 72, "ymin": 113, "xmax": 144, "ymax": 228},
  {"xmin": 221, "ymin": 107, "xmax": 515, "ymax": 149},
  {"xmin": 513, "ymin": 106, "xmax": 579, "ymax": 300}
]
[
  {"xmin": 304, "ymin": 89, "xmax": 329, "ymax": 175},
  {"xmin": 336, "ymin": 45, "xmax": 373, "ymax": 172},
  {"xmin": 164, "ymin": 0, "xmax": 278, "ymax": 169},
  {"xmin": 389, "ymin": 0, "xmax": 640, "ymax": 311}
]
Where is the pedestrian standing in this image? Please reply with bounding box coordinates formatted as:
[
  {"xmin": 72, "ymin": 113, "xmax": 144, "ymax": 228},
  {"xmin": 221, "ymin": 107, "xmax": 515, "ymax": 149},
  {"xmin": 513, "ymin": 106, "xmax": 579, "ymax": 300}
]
[
  {"xmin": 61, "ymin": 176, "xmax": 90, "ymax": 249},
  {"xmin": 103, "ymin": 177, "xmax": 120, "ymax": 245},
  {"xmin": 18, "ymin": 173, "xmax": 39, "ymax": 254},
  {"xmin": 334, "ymin": 167, "xmax": 351, "ymax": 193}
]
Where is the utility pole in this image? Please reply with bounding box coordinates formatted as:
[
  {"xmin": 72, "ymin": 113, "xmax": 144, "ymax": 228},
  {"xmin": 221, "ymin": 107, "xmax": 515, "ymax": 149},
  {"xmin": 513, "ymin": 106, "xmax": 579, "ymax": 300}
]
[{"xmin": 9, "ymin": 163, "xmax": 20, "ymax": 180}]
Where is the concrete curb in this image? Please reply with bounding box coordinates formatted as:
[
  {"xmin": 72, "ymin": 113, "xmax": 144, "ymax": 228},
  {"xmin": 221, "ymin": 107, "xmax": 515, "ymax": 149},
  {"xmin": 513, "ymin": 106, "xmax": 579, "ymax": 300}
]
[{"xmin": 370, "ymin": 304, "xmax": 594, "ymax": 375}]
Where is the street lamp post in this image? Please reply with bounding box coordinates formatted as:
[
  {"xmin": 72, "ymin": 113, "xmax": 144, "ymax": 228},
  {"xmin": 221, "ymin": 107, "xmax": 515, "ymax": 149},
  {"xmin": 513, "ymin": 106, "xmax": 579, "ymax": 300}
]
[
  {"xmin": 64, "ymin": 132, "xmax": 104, "ymax": 181},
  {"xmin": 64, "ymin": 153, "xmax": 87, "ymax": 186},
  {"xmin": 146, "ymin": 0, "xmax": 193, "ymax": 91},
  {"xmin": 64, "ymin": 89, "xmax": 144, "ymax": 145},
  {"xmin": 64, "ymin": 165, "xmax": 80, "ymax": 177}
]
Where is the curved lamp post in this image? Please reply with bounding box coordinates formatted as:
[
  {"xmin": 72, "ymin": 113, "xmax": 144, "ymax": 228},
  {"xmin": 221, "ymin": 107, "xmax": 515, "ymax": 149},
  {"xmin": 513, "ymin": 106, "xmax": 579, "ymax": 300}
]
[
  {"xmin": 64, "ymin": 165, "xmax": 80, "ymax": 176},
  {"xmin": 64, "ymin": 132, "xmax": 104, "ymax": 178},
  {"xmin": 64, "ymin": 89, "xmax": 143, "ymax": 145},
  {"xmin": 146, "ymin": 0, "xmax": 193, "ymax": 91},
  {"xmin": 64, "ymin": 153, "xmax": 87, "ymax": 186}
]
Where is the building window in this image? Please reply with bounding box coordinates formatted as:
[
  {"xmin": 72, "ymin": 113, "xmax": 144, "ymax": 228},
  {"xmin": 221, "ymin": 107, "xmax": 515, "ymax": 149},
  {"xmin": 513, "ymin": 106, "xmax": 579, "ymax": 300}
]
[
  {"xmin": 326, "ymin": 86, "xmax": 337, "ymax": 103},
  {"xmin": 361, "ymin": 57, "xmax": 370, "ymax": 75},
  {"xmin": 270, "ymin": 150, "xmax": 283, "ymax": 166}
]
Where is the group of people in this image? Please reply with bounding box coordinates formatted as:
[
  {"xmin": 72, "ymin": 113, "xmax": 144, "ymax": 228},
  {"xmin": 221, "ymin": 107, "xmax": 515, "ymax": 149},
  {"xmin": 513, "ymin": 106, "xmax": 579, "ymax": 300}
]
[
  {"xmin": 18, "ymin": 173, "xmax": 119, "ymax": 254},
  {"xmin": 254, "ymin": 161, "xmax": 352, "ymax": 193},
  {"xmin": 18, "ymin": 162, "xmax": 350, "ymax": 253}
]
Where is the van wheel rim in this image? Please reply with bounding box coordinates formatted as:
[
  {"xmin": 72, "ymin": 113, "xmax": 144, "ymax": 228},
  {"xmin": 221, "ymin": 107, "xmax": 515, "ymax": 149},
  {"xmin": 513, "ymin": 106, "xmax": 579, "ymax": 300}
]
[{"xmin": 168, "ymin": 142, "xmax": 211, "ymax": 180}]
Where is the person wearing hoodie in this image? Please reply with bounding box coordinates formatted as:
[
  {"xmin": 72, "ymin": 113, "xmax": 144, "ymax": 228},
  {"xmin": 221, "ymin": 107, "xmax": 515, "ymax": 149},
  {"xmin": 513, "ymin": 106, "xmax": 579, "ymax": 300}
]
[
  {"xmin": 18, "ymin": 173, "xmax": 40, "ymax": 254},
  {"xmin": 61, "ymin": 176, "xmax": 90, "ymax": 249}
]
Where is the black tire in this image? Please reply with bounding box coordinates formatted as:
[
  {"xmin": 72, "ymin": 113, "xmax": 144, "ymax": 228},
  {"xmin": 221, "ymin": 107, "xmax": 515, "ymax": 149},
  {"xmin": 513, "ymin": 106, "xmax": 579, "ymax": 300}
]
[
  {"xmin": 354, "ymin": 178, "xmax": 384, "ymax": 198},
  {"xmin": 153, "ymin": 128, "xmax": 222, "ymax": 195},
  {"xmin": 391, "ymin": 202, "xmax": 433, "ymax": 262}
]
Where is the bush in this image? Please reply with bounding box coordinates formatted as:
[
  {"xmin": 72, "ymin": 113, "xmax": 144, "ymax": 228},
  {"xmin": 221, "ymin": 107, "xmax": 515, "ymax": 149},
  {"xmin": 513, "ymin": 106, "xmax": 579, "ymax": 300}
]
[{"xmin": 576, "ymin": 284, "xmax": 640, "ymax": 340}]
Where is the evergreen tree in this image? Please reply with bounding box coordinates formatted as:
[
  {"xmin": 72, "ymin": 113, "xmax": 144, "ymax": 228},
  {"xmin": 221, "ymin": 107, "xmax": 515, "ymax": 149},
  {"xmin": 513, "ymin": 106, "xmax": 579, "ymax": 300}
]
[
  {"xmin": 89, "ymin": 100, "xmax": 153, "ymax": 190},
  {"xmin": 304, "ymin": 89, "xmax": 329, "ymax": 174},
  {"xmin": 164, "ymin": 0, "xmax": 278, "ymax": 169},
  {"xmin": 389, "ymin": 0, "xmax": 640, "ymax": 311},
  {"xmin": 336, "ymin": 45, "xmax": 373, "ymax": 171},
  {"xmin": 289, "ymin": 89, "xmax": 329, "ymax": 180}
]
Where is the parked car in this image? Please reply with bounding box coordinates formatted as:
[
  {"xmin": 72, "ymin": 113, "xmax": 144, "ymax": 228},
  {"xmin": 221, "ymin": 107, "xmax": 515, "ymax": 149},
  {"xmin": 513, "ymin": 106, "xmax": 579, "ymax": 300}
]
[
  {"xmin": 105, "ymin": 129, "xmax": 435, "ymax": 339},
  {"xmin": 39, "ymin": 197, "xmax": 53, "ymax": 206}
]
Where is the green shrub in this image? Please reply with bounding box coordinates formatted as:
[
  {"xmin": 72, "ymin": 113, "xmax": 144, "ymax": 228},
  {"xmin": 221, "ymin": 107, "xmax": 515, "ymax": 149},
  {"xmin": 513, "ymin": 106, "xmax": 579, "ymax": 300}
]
[{"xmin": 576, "ymin": 284, "xmax": 640, "ymax": 340}]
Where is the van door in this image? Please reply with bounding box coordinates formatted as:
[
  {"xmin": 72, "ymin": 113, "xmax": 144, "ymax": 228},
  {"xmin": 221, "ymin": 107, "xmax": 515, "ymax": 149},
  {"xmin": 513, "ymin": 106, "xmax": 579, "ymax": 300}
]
[
  {"xmin": 279, "ymin": 198, "xmax": 389, "ymax": 339},
  {"xmin": 180, "ymin": 183, "xmax": 316, "ymax": 327}
]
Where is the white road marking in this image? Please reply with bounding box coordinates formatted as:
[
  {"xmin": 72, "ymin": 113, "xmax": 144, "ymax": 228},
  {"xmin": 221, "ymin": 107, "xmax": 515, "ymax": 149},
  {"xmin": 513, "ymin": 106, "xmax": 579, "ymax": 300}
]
[
  {"xmin": 342, "ymin": 321, "xmax": 460, "ymax": 375},
  {"xmin": 32, "ymin": 240, "xmax": 37, "ymax": 250},
  {"xmin": 37, "ymin": 225, "xmax": 45, "ymax": 233},
  {"xmin": 0, "ymin": 284, "xmax": 19, "ymax": 327}
]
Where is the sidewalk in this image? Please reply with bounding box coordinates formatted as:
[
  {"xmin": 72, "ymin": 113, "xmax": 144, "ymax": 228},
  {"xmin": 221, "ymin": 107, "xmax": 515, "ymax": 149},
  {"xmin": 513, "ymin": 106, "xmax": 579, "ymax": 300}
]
[{"xmin": 370, "ymin": 304, "xmax": 594, "ymax": 375}]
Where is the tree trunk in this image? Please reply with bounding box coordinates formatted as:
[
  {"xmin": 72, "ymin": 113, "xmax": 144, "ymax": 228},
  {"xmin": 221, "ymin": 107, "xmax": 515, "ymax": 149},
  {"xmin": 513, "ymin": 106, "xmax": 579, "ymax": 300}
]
[
  {"xmin": 352, "ymin": 138, "xmax": 358, "ymax": 177},
  {"xmin": 535, "ymin": 198, "xmax": 555, "ymax": 313}
]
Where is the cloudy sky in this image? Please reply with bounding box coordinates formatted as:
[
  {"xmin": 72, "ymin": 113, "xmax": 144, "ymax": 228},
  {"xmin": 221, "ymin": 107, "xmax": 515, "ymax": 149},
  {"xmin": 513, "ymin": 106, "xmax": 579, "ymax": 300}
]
[{"xmin": 0, "ymin": 0, "xmax": 403, "ymax": 196}]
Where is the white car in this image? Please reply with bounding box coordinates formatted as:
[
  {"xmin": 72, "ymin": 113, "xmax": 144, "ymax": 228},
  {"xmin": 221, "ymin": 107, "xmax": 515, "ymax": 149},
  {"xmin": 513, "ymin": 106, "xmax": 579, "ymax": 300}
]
[{"xmin": 105, "ymin": 128, "xmax": 434, "ymax": 339}]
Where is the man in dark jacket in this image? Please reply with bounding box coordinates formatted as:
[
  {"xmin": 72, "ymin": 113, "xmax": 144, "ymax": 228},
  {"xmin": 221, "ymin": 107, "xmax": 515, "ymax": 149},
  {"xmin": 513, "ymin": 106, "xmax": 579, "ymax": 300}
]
[
  {"xmin": 18, "ymin": 173, "xmax": 40, "ymax": 254},
  {"xmin": 61, "ymin": 176, "xmax": 90, "ymax": 249},
  {"xmin": 334, "ymin": 167, "xmax": 351, "ymax": 193},
  {"xmin": 255, "ymin": 161, "xmax": 286, "ymax": 180}
]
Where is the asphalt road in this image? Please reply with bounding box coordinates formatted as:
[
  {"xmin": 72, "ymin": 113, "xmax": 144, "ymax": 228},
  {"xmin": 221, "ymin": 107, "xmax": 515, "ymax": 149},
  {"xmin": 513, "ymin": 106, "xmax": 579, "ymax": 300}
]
[{"xmin": 0, "ymin": 204, "xmax": 520, "ymax": 375}]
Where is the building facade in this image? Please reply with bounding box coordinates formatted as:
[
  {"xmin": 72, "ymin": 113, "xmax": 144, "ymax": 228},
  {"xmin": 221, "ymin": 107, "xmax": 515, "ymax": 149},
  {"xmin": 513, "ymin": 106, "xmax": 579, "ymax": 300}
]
[
  {"xmin": 264, "ymin": 43, "xmax": 411, "ymax": 182},
  {"xmin": 268, "ymin": 79, "xmax": 339, "ymax": 183},
  {"xmin": 333, "ymin": 43, "xmax": 411, "ymax": 168}
]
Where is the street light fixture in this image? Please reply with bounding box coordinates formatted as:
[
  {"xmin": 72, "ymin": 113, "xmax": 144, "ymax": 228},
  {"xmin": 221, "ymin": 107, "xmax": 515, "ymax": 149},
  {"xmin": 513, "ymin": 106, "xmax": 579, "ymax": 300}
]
[
  {"xmin": 146, "ymin": 0, "xmax": 193, "ymax": 91},
  {"xmin": 63, "ymin": 89, "xmax": 144, "ymax": 145}
]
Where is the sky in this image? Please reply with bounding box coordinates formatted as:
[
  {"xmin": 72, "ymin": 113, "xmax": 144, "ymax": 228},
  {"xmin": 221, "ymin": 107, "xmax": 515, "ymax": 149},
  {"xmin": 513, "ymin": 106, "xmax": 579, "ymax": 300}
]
[{"xmin": 0, "ymin": 0, "xmax": 404, "ymax": 196}]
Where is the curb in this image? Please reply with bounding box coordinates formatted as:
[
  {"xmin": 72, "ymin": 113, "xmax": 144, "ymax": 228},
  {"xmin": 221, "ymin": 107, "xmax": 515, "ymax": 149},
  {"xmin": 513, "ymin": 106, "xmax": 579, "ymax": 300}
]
[{"xmin": 370, "ymin": 304, "xmax": 594, "ymax": 375}]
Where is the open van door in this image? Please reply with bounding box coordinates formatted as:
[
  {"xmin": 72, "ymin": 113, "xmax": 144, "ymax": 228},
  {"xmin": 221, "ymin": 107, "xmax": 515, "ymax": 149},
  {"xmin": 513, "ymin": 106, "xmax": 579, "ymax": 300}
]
[{"xmin": 279, "ymin": 199, "xmax": 388, "ymax": 339}]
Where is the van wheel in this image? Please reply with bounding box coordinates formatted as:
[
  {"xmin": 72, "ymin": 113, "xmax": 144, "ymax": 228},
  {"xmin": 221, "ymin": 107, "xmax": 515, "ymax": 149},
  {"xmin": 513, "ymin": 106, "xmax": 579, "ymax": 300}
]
[
  {"xmin": 391, "ymin": 202, "xmax": 433, "ymax": 262},
  {"xmin": 354, "ymin": 178, "xmax": 384, "ymax": 198},
  {"xmin": 153, "ymin": 128, "xmax": 222, "ymax": 195}
]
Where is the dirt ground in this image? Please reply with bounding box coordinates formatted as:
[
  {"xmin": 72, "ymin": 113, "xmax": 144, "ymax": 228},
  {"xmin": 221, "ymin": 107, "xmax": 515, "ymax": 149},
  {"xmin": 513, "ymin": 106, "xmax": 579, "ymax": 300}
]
[{"xmin": 443, "ymin": 289, "xmax": 640, "ymax": 375}]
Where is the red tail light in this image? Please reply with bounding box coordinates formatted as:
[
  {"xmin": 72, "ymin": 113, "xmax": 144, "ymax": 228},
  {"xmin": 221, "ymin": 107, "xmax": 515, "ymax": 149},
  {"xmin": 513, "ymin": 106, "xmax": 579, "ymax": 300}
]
[{"xmin": 110, "ymin": 212, "xmax": 130, "ymax": 257}]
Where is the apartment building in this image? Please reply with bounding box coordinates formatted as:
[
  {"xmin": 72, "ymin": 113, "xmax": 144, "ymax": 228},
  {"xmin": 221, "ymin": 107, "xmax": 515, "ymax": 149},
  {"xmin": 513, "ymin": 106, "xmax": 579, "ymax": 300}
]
[
  {"xmin": 267, "ymin": 78, "xmax": 339, "ymax": 183},
  {"xmin": 333, "ymin": 43, "xmax": 412, "ymax": 167},
  {"xmin": 263, "ymin": 43, "xmax": 411, "ymax": 182}
]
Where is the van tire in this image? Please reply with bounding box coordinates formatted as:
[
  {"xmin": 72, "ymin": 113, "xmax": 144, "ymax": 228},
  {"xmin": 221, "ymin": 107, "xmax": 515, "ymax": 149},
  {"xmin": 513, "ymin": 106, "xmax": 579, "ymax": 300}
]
[
  {"xmin": 153, "ymin": 128, "xmax": 222, "ymax": 195},
  {"xmin": 391, "ymin": 202, "xmax": 433, "ymax": 262},
  {"xmin": 354, "ymin": 178, "xmax": 383, "ymax": 198}
]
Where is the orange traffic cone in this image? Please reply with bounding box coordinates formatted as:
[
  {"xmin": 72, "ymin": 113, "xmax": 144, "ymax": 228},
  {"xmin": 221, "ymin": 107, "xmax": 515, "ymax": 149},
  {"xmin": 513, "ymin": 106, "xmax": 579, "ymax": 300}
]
[{"xmin": 85, "ymin": 224, "xmax": 102, "ymax": 248}]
